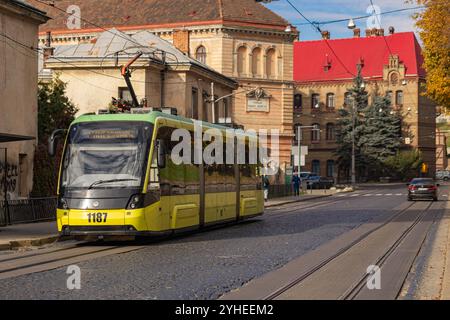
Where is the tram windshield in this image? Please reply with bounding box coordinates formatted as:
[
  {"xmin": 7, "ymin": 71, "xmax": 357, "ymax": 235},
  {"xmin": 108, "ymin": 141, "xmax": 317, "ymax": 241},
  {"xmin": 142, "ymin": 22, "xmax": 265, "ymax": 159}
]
[{"xmin": 60, "ymin": 121, "xmax": 153, "ymax": 190}]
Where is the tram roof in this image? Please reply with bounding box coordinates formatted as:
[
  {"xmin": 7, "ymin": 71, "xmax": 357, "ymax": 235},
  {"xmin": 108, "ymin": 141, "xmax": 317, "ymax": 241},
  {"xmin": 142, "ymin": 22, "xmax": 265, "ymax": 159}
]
[{"xmin": 72, "ymin": 111, "xmax": 258, "ymax": 137}]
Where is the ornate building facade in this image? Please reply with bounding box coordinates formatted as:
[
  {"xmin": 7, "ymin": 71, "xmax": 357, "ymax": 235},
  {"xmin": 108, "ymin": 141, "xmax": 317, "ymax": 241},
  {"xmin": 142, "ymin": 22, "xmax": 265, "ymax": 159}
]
[
  {"xmin": 293, "ymin": 29, "xmax": 436, "ymax": 181},
  {"xmin": 30, "ymin": 0, "xmax": 298, "ymax": 174}
]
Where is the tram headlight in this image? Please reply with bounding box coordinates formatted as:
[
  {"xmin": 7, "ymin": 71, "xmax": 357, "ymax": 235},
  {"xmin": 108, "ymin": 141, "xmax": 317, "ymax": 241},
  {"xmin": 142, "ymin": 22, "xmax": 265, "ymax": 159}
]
[{"xmin": 127, "ymin": 194, "xmax": 143, "ymax": 210}]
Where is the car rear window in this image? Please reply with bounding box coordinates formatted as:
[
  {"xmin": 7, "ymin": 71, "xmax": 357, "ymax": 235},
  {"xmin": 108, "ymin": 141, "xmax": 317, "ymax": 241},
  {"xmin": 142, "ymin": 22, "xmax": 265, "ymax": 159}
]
[{"xmin": 411, "ymin": 179, "xmax": 434, "ymax": 184}]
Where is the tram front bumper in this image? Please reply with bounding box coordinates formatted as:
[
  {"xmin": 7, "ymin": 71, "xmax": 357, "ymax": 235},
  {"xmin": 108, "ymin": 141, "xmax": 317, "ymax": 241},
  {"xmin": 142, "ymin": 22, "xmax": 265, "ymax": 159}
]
[{"xmin": 57, "ymin": 208, "xmax": 149, "ymax": 235}]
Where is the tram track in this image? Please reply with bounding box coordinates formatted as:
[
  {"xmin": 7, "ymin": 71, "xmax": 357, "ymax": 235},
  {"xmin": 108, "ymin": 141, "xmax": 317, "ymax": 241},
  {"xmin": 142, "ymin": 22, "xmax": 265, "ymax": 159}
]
[
  {"xmin": 221, "ymin": 199, "xmax": 437, "ymax": 300},
  {"xmin": 260, "ymin": 200, "xmax": 423, "ymax": 300},
  {"xmin": 0, "ymin": 242, "xmax": 147, "ymax": 280},
  {"xmin": 264, "ymin": 188, "xmax": 393, "ymax": 221},
  {"xmin": 0, "ymin": 188, "xmax": 410, "ymax": 283}
]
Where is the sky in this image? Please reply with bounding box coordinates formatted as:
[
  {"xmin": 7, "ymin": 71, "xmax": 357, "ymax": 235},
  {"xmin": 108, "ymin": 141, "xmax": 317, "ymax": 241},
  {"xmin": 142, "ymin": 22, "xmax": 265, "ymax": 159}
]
[{"xmin": 264, "ymin": 0, "xmax": 423, "ymax": 41}]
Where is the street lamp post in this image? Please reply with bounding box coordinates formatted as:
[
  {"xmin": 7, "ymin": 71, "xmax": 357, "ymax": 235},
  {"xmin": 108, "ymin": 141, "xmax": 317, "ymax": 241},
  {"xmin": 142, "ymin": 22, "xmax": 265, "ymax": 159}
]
[{"xmin": 351, "ymin": 98, "xmax": 356, "ymax": 186}]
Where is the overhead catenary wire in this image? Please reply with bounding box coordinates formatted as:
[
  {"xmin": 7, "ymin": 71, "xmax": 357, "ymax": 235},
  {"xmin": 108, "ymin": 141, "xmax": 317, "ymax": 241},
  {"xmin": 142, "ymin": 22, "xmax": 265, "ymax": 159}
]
[
  {"xmin": 368, "ymin": 0, "xmax": 417, "ymax": 109},
  {"xmin": 292, "ymin": 5, "xmax": 427, "ymax": 27},
  {"xmin": 0, "ymin": 31, "xmax": 232, "ymax": 91},
  {"xmin": 285, "ymin": 0, "xmax": 356, "ymax": 77}
]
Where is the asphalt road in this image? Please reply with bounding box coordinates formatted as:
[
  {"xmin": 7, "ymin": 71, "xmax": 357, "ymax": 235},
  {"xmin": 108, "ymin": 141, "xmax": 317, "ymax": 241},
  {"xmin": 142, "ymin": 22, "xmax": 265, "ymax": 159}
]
[{"xmin": 0, "ymin": 185, "xmax": 443, "ymax": 300}]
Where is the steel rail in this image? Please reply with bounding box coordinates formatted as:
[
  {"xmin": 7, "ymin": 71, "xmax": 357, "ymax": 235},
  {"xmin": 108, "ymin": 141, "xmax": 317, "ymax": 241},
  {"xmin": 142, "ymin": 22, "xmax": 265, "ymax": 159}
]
[
  {"xmin": 263, "ymin": 200, "xmax": 421, "ymax": 300},
  {"xmin": 340, "ymin": 201, "xmax": 434, "ymax": 300}
]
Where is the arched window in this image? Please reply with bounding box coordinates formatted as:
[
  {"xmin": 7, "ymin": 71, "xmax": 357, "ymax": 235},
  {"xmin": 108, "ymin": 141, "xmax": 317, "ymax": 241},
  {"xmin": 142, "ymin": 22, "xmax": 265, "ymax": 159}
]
[
  {"xmin": 326, "ymin": 93, "xmax": 335, "ymax": 108},
  {"xmin": 294, "ymin": 94, "xmax": 302, "ymax": 110},
  {"xmin": 196, "ymin": 46, "xmax": 207, "ymax": 64},
  {"xmin": 327, "ymin": 160, "xmax": 335, "ymax": 178},
  {"xmin": 311, "ymin": 123, "xmax": 320, "ymax": 142},
  {"xmin": 326, "ymin": 123, "xmax": 335, "ymax": 141},
  {"xmin": 390, "ymin": 72, "xmax": 399, "ymax": 86},
  {"xmin": 311, "ymin": 94, "xmax": 320, "ymax": 109},
  {"xmin": 266, "ymin": 48, "xmax": 276, "ymax": 78},
  {"xmin": 237, "ymin": 46, "xmax": 248, "ymax": 74},
  {"xmin": 252, "ymin": 47, "xmax": 262, "ymax": 76},
  {"xmin": 312, "ymin": 160, "xmax": 321, "ymax": 175},
  {"xmin": 396, "ymin": 90, "xmax": 404, "ymax": 106}
]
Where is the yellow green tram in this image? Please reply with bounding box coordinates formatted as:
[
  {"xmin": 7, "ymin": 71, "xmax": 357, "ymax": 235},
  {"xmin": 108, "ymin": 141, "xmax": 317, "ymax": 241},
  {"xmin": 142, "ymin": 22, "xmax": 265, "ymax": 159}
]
[{"xmin": 50, "ymin": 111, "xmax": 264, "ymax": 238}]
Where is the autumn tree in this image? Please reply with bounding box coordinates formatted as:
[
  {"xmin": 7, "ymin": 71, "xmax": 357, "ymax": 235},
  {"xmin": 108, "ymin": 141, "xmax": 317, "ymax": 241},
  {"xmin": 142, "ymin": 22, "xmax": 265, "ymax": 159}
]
[{"xmin": 410, "ymin": 0, "xmax": 450, "ymax": 109}]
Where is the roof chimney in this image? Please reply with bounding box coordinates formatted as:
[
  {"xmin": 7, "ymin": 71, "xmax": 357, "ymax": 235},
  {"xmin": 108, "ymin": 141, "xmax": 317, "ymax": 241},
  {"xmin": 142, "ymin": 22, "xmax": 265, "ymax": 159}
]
[
  {"xmin": 365, "ymin": 28, "xmax": 379, "ymax": 37},
  {"xmin": 376, "ymin": 28, "xmax": 385, "ymax": 36},
  {"xmin": 172, "ymin": 29, "xmax": 190, "ymax": 55},
  {"xmin": 353, "ymin": 28, "xmax": 361, "ymax": 38},
  {"xmin": 321, "ymin": 30, "xmax": 330, "ymax": 40}
]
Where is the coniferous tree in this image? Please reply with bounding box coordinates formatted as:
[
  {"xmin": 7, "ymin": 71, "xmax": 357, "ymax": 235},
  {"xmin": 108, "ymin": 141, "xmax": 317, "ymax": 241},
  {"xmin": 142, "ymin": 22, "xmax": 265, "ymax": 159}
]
[
  {"xmin": 359, "ymin": 95, "xmax": 403, "ymax": 176},
  {"xmin": 335, "ymin": 66, "xmax": 369, "ymax": 179}
]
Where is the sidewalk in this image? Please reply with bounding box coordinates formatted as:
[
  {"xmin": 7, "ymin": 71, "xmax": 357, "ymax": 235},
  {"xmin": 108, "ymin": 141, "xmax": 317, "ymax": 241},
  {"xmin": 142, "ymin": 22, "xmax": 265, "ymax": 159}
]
[
  {"xmin": 265, "ymin": 189, "xmax": 335, "ymax": 208},
  {"xmin": 0, "ymin": 221, "xmax": 59, "ymax": 251}
]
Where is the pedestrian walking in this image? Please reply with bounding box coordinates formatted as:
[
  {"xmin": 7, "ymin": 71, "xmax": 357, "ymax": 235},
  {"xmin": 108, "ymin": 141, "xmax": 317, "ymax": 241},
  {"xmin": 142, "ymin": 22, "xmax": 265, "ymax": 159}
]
[
  {"xmin": 292, "ymin": 172, "xmax": 301, "ymax": 197},
  {"xmin": 263, "ymin": 175, "xmax": 270, "ymax": 202}
]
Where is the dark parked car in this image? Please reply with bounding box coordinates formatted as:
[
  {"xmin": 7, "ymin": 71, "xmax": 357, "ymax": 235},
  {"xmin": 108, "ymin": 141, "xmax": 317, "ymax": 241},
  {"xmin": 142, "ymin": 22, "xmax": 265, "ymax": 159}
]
[
  {"xmin": 407, "ymin": 178, "xmax": 439, "ymax": 201},
  {"xmin": 306, "ymin": 176, "xmax": 334, "ymax": 189}
]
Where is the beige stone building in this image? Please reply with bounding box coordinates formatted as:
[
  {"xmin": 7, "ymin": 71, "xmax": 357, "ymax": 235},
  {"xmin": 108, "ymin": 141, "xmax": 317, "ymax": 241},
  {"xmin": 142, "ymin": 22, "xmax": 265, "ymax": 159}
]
[
  {"xmin": 45, "ymin": 29, "xmax": 237, "ymax": 118},
  {"xmin": 0, "ymin": 0, "xmax": 48, "ymax": 200},
  {"xmin": 30, "ymin": 0, "xmax": 298, "ymax": 174},
  {"xmin": 293, "ymin": 29, "xmax": 436, "ymax": 181}
]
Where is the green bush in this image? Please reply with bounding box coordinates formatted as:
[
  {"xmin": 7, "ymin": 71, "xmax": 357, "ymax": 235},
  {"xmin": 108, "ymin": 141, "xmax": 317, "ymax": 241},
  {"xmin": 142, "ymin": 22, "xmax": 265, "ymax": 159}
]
[
  {"xmin": 31, "ymin": 77, "xmax": 78, "ymax": 197},
  {"xmin": 383, "ymin": 150, "xmax": 423, "ymax": 181}
]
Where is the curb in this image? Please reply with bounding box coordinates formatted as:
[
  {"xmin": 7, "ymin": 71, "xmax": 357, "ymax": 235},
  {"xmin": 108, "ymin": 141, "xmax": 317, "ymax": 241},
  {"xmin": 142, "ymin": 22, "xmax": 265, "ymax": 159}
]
[
  {"xmin": 265, "ymin": 194, "xmax": 332, "ymax": 208},
  {"xmin": 0, "ymin": 235, "xmax": 74, "ymax": 251}
]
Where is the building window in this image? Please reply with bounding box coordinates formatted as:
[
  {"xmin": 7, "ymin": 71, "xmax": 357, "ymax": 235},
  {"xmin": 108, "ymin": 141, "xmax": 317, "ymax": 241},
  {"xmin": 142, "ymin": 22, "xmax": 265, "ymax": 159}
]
[
  {"xmin": 344, "ymin": 92, "xmax": 352, "ymax": 106},
  {"xmin": 196, "ymin": 46, "xmax": 207, "ymax": 64},
  {"xmin": 252, "ymin": 47, "xmax": 262, "ymax": 76},
  {"xmin": 219, "ymin": 98, "xmax": 230, "ymax": 122},
  {"xmin": 386, "ymin": 91, "xmax": 393, "ymax": 106},
  {"xmin": 326, "ymin": 123, "xmax": 335, "ymax": 141},
  {"xmin": 237, "ymin": 46, "xmax": 248, "ymax": 74},
  {"xmin": 311, "ymin": 123, "xmax": 320, "ymax": 142},
  {"xmin": 390, "ymin": 72, "xmax": 399, "ymax": 86},
  {"xmin": 312, "ymin": 160, "xmax": 321, "ymax": 175},
  {"xmin": 326, "ymin": 93, "xmax": 335, "ymax": 108},
  {"xmin": 311, "ymin": 94, "xmax": 320, "ymax": 109},
  {"xmin": 396, "ymin": 90, "xmax": 404, "ymax": 106},
  {"xmin": 191, "ymin": 87, "xmax": 199, "ymax": 119},
  {"xmin": 202, "ymin": 90, "xmax": 209, "ymax": 122},
  {"xmin": 266, "ymin": 48, "xmax": 276, "ymax": 78},
  {"xmin": 327, "ymin": 160, "xmax": 335, "ymax": 178},
  {"xmin": 119, "ymin": 87, "xmax": 132, "ymax": 103},
  {"xmin": 294, "ymin": 94, "xmax": 302, "ymax": 111}
]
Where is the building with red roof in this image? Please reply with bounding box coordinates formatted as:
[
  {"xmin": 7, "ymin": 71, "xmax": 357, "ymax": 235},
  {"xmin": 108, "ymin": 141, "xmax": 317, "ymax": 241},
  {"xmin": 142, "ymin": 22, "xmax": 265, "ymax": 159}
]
[{"xmin": 293, "ymin": 29, "xmax": 436, "ymax": 181}]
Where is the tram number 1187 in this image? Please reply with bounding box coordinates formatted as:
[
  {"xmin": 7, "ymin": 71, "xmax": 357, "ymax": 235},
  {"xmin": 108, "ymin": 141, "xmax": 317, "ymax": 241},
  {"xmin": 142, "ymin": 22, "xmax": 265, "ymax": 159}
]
[{"xmin": 87, "ymin": 212, "xmax": 108, "ymax": 223}]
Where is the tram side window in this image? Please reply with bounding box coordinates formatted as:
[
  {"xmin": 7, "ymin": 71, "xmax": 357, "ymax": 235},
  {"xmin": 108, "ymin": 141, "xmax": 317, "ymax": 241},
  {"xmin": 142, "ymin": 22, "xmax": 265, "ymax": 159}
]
[
  {"xmin": 156, "ymin": 126, "xmax": 186, "ymax": 195},
  {"xmin": 224, "ymin": 141, "xmax": 236, "ymax": 192},
  {"xmin": 148, "ymin": 150, "xmax": 160, "ymax": 192}
]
